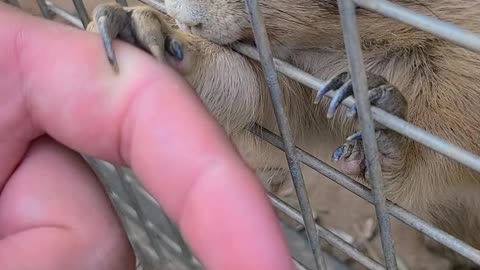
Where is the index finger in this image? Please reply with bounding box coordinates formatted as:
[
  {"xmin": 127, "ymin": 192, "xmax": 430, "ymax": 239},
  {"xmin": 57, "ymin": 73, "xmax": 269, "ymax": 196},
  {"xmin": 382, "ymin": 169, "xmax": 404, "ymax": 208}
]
[{"xmin": 0, "ymin": 4, "xmax": 294, "ymax": 270}]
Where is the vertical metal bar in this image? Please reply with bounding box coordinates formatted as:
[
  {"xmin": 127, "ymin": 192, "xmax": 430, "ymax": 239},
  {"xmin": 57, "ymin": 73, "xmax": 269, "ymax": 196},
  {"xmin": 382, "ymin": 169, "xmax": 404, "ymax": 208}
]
[
  {"xmin": 244, "ymin": 0, "xmax": 327, "ymax": 269},
  {"xmin": 337, "ymin": 0, "xmax": 398, "ymax": 269},
  {"xmin": 116, "ymin": 0, "xmax": 128, "ymax": 6},
  {"xmin": 72, "ymin": 0, "xmax": 90, "ymax": 28},
  {"xmin": 36, "ymin": 0, "xmax": 54, "ymax": 19}
]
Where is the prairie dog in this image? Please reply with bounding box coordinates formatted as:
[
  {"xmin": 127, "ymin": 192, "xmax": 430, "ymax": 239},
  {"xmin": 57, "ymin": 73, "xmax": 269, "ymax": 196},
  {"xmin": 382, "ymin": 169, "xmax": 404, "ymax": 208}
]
[{"xmin": 86, "ymin": 1, "xmax": 480, "ymax": 267}]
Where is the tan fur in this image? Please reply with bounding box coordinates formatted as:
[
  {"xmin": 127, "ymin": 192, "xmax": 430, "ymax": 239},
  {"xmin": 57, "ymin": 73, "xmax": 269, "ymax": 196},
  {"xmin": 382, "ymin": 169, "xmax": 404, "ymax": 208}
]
[{"xmin": 89, "ymin": 1, "xmax": 480, "ymax": 267}]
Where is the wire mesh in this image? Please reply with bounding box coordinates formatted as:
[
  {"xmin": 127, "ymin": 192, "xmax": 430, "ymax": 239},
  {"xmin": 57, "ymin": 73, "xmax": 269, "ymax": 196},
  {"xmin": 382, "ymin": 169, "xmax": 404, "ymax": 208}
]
[{"xmin": 7, "ymin": 0, "xmax": 480, "ymax": 270}]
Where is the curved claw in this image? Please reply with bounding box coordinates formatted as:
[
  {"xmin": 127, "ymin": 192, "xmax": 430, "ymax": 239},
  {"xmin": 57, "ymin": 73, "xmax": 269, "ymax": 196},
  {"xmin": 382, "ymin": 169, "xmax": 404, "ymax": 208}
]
[
  {"xmin": 314, "ymin": 84, "xmax": 331, "ymax": 104},
  {"xmin": 332, "ymin": 145, "xmax": 346, "ymax": 162},
  {"xmin": 98, "ymin": 16, "xmax": 119, "ymax": 73},
  {"xmin": 332, "ymin": 144, "xmax": 355, "ymax": 162},
  {"xmin": 314, "ymin": 71, "xmax": 349, "ymax": 104},
  {"xmin": 327, "ymin": 80, "xmax": 353, "ymax": 119},
  {"xmin": 346, "ymin": 131, "xmax": 362, "ymax": 141}
]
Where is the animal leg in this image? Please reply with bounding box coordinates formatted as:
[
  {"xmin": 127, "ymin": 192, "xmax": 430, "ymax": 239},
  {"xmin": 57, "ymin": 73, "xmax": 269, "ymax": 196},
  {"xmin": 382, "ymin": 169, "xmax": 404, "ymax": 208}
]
[
  {"xmin": 86, "ymin": 3, "xmax": 183, "ymax": 72},
  {"xmin": 315, "ymin": 71, "xmax": 408, "ymax": 178}
]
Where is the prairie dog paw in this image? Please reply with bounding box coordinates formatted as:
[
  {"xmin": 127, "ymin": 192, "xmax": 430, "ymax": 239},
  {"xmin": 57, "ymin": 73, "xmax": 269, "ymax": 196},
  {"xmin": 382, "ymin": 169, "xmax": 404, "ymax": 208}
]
[
  {"xmin": 315, "ymin": 71, "xmax": 408, "ymax": 177},
  {"xmin": 87, "ymin": 3, "xmax": 188, "ymax": 73}
]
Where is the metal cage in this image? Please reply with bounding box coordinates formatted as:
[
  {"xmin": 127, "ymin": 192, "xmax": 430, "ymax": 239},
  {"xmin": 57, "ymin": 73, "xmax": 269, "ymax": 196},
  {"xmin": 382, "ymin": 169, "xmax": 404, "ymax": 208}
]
[{"xmin": 5, "ymin": 0, "xmax": 480, "ymax": 269}]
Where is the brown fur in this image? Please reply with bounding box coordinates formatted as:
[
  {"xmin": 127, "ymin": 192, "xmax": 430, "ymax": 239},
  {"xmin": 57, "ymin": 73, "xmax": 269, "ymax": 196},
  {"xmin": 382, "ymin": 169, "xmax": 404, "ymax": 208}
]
[{"xmin": 88, "ymin": 1, "xmax": 480, "ymax": 267}]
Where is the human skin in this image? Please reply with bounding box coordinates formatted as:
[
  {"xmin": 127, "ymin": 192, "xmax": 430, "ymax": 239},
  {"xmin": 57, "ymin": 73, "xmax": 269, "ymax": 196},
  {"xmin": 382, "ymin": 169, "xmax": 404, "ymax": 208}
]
[{"xmin": 0, "ymin": 3, "xmax": 294, "ymax": 270}]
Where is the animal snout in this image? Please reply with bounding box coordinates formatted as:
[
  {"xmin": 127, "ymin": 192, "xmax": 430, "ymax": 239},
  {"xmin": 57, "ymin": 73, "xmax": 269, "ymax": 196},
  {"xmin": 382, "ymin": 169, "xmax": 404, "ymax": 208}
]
[{"xmin": 164, "ymin": 0, "xmax": 206, "ymax": 30}]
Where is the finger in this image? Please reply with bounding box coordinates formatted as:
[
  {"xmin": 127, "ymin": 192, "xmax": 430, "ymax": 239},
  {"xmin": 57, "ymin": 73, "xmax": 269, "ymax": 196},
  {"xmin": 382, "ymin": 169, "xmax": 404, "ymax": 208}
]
[
  {"xmin": 0, "ymin": 4, "xmax": 294, "ymax": 270},
  {"xmin": 0, "ymin": 136, "xmax": 135, "ymax": 270}
]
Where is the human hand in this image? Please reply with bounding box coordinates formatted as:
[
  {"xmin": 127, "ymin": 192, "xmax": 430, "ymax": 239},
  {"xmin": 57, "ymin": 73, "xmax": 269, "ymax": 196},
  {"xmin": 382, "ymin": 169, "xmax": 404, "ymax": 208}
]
[{"xmin": 0, "ymin": 3, "xmax": 294, "ymax": 270}]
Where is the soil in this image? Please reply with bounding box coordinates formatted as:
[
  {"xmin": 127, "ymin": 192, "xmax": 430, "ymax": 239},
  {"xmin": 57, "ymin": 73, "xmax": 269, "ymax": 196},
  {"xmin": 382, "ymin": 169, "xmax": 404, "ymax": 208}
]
[{"xmin": 10, "ymin": 1, "xmax": 452, "ymax": 269}]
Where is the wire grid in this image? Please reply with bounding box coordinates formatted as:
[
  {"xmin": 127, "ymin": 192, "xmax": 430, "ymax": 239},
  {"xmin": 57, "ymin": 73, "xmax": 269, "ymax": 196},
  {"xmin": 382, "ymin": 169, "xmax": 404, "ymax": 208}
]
[{"xmin": 6, "ymin": 0, "xmax": 480, "ymax": 269}]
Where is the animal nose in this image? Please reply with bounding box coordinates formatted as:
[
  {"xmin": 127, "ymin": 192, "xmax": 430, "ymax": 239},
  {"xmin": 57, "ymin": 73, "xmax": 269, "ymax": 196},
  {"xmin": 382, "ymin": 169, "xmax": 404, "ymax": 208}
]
[{"xmin": 164, "ymin": 2, "xmax": 203, "ymax": 27}]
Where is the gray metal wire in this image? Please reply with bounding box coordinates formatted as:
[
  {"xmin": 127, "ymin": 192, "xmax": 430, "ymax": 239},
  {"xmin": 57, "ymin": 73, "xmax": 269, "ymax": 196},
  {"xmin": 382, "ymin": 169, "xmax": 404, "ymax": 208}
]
[
  {"xmin": 72, "ymin": 0, "xmax": 90, "ymax": 27},
  {"xmin": 232, "ymin": 44, "xmax": 480, "ymax": 174},
  {"xmin": 36, "ymin": 0, "xmax": 54, "ymax": 19},
  {"xmin": 269, "ymin": 193, "xmax": 384, "ymax": 270},
  {"xmin": 116, "ymin": 0, "xmax": 128, "ymax": 6},
  {"xmin": 337, "ymin": 0, "xmax": 397, "ymax": 268},
  {"xmin": 244, "ymin": 0, "xmax": 327, "ymax": 269},
  {"xmin": 250, "ymin": 123, "xmax": 480, "ymax": 266},
  {"xmin": 353, "ymin": 0, "xmax": 480, "ymax": 54},
  {"xmin": 10, "ymin": 0, "xmax": 480, "ymax": 270}
]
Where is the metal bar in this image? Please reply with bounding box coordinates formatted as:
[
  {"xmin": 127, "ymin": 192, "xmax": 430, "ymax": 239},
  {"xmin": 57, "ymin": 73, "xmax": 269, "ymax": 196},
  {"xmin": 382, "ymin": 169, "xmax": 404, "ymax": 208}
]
[
  {"xmin": 137, "ymin": 0, "xmax": 166, "ymax": 12},
  {"xmin": 72, "ymin": 0, "xmax": 90, "ymax": 28},
  {"xmin": 232, "ymin": 43, "xmax": 480, "ymax": 173},
  {"xmin": 338, "ymin": 0, "xmax": 397, "ymax": 268},
  {"xmin": 244, "ymin": 0, "xmax": 327, "ymax": 269},
  {"xmin": 45, "ymin": 0, "xmax": 83, "ymax": 28},
  {"xmin": 370, "ymin": 108, "xmax": 480, "ymax": 173},
  {"xmin": 36, "ymin": 0, "xmax": 54, "ymax": 19},
  {"xmin": 116, "ymin": 0, "xmax": 128, "ymax": 6},
  {"xmin": 353, "ymin": 0, "xmax": 480, "ymax": 54},
  {"xmin": 250, "ymin": 124, "xmax": 480, "ymax": 265},
  {"xmin": 270, "ymin": 193, "xmax": 384, "ymax": 270}
]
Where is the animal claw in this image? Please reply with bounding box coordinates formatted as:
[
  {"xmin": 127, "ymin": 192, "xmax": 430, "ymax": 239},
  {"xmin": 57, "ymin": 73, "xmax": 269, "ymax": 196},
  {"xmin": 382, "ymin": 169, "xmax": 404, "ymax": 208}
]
[
  {"xmin": 314, "ymin": 71, "xmax": 350, "ymax": 104},
  {"xmin": 346, "ymin": 131, "xmax": 362, "ymax": 141},
  {"xmin": 98, "ymin": 15, "xmax": 119, "ymax": 73},
  {"xmin": 327, "ymin": 80, "xmax": 353, "ymax": 118}
]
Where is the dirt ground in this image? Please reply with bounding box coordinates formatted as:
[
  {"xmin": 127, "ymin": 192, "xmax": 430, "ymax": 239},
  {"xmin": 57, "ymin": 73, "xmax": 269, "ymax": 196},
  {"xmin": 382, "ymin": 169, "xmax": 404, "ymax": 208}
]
[{"xmin": 11, "ymin": 1, "xmax": 452, "ymax": 269}]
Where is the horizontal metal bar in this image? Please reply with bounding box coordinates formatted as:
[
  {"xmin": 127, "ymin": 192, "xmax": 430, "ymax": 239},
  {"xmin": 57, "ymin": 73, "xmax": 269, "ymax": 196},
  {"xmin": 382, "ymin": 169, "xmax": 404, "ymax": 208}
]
[
  {"xmin": 116, "ymin": 0, "xmax": 128, "ymax": 6},
  {"xmin": 138, "ymin": 0, "xmax": 166, "ymax": 12},
  {"xmin": 353, "ymin": 0, "xmax": 480, "ymax": 54},
  {"xmin": 233, "ymin": 43, "xmax": 480, "ymax": 173},
  {"xmin": 250, "ymin": 124, "xmax": 480, "ymax": 265},
  {"xmin": 269, "ymin": 193, "xmax": 384, "ymax": 270}
]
